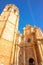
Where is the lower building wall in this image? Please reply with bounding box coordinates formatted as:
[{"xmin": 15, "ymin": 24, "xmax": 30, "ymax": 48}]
[
  {"xmin": 17, "ymin": 44, "xmax": 38, "ymax": 65},
  {"xmin": 0, "ymin": 38, "xmax": 13, "ymax": 65},
  {"xmin": 14, "ymin": 45, "xmax": 20, "ymax": 65}
]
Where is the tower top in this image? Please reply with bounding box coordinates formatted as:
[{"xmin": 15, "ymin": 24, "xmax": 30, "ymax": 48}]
[{"xmin": 3, "ymin": 4, "xmax": 19, "ymax": 15}]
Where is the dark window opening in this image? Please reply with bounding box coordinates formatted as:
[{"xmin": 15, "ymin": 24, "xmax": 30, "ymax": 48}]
[
  {"xmin": 14, "ymin": 9, "xmax": 16, "ymax": 13},
  {"xmin": 29, "ymin": 58, "xmax": 35, "ymax": 65},
  {"xmin": 28, "ymin": 38, "xmax": 31, "ymax": 43},
  {"xmin": 7, "ymin": 7, "xmax": 11, "ymax": 11}
]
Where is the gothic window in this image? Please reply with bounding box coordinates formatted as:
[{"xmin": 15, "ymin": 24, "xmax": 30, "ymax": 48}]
[{"xmin": 29, "ymin": 58, "xmax": 35, "ymax": 65}]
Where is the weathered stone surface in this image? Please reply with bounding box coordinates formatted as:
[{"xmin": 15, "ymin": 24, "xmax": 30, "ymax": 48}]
[
  {"xmin": 0, "ymin": 38, "xmax": 12, "ymax": 65},
  {"xmin": 0, "ymin": 21, "xmax": 5, "ymax": 36}
]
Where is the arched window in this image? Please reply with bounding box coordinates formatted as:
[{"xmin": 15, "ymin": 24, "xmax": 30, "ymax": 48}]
[{"xmin": 29, "ymin": 58, "xmax": 35, "ymax": 65}]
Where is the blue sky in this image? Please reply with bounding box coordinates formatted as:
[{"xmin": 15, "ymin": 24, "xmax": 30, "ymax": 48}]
[{"xmin": 0, "ymin": 0, "xmax": 43, "ymax": 33}]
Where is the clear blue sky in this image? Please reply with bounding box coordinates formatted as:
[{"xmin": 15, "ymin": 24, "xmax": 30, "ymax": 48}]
[{"xmin": 0, "ymin": 0, "xmax": 43, "ymax": 33}]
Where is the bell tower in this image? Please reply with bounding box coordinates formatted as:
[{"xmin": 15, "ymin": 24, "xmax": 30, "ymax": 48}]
[{"xmin": 0, "ymin": 4, "xmax": 19, "ymax": 65}]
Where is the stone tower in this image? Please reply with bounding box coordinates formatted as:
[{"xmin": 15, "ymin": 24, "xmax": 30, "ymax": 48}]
[{"xmin": 0, "ymin": 4, "xmax": 19, "ymax": 65}]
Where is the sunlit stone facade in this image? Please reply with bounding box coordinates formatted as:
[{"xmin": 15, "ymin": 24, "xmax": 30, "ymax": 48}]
[{"xmin": 0, "ymin": 4, "xmax": 43, "ymax": 65}]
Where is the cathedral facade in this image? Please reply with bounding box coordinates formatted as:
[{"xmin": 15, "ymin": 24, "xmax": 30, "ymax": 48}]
[{"xmin": 0, "ymin": 4, "xmax": 43, "ymax": 65}]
